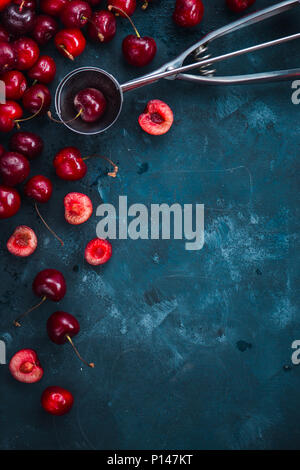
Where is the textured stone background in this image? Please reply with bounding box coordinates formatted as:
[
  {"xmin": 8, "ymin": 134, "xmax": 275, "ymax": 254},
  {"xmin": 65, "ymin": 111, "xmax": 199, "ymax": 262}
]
[{"xmin": 0, "ymin": 0, "xmax": 299, "ymax": 450}]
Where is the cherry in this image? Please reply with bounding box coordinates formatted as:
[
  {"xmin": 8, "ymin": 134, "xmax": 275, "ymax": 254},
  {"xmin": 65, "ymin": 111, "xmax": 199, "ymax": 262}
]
[
  {"xmin": 27, "ymin": 55, "xmax": 56, "ymax": 84},
  {"xmin": 0, "ymin": 184, "xmax": 21, "ymax": 218},
  {"xmin": 1, "ymin": 3, "xmax": 36, "ymax": 37},
  {"xmin": 53, "ymin": 146, "xmax": 87, "ymax": 180},
  {"xmin": 74, "ymin": 87, "xmax": 107, "ymax": 122},
  {"xmin": 226, "ymin": 0, "xmax": 255, "ymax": 13},
  {"xmin": 0, "ymin": 41, "xmax": 16, "ymax": 73},
  {"xmin": 7, "ymin": 225, "xmax": 37, "ymax": 257},
  {"xmin": 64, "ymin": 192, "xmax": 93, "ymax": 225},
  {"xmin": 60, "ymin": 0, "xmax": 92, "ymax": 29},
  {"xmin": 31, "ymin": 14, "xmax": 58, "ymax": 45},
  {"xmin": 22, "ymin": 83, "xmax": 51, "ymax": 114},
  {"xmin": 139, "ymin": 99, "xmax": 174, "ymax": 135},
  {"xmin": 0, "ymin": 26, "xmax": 10, "ymax": 42},
  {"xmin": 85, "ymin": 238, "xmax": 112, "ymax": 265},
  {"xmin": 47, "ymin": 311, "xmax": 95, "ymax": 368},
  {"xmin": 87, "ymin": 10, "xmax": 116, "ymax": 43},
  {"xmin": 9, "ymin": 349, "xmax": 43, "ymax": 383},
  {"xmin": 109, "ymin": 0, "xmax": 136, "ymax": 17},
  {"xmin": 13, "ymin": 0, "xmax": 37, "ymax": 11},
  {"xmin": 54, "ymin": 28, "xmax": 86, "ymax": 60},
  {"xmin": 0, "ymin": 100, "xmax": 23, "ymax": 132},
  {"xmin": 13, "ymin": 268, "xmax": 66, "ymax": 327},
  {"xmin": 24, "ymin": 174, "xmax": 52, "ymax": 202},
  {"xmin": 0, "ymin": 151, "xmax": 30, "ymax": 186},
  {"xmin": 40, "ymin": 0, "xmax": 67, "ymax": 17},
  {"xmin": 9, "ymin": 131, "xmax": 44, "ymax": 159},
  {"xmin": 13, "ymin": 37, "xmax": 39, "ymax": 70},
  {"xmin": 41, "ymin": 386, "xmax": 74, "ymax": 416},
  {"xmin": 1, "ymin": 70, "xmax": 27, "ymax": 99},
  {"xmin": 173, "ymin": 0, "xmax": 204, "ymax": 27}
]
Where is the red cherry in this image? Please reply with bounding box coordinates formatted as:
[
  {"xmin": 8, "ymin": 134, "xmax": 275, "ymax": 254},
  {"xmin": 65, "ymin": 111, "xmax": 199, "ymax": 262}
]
[
  {"xmin": 85, "ymin": 238, "xmax": 112, "ymax": 265},
  {"xmin": 9, "ymin": 349, "xmax": 43, "ymax": 383},
  {"xmin": 109, "ymin": 0, "xmax": 136, "ymax": 17},
  {"xmin": 173, "ymin": 0, "xmax": 204, "ymax": 27},
  {"xmin": 40, "ymin": 0, "xmax": 67, "ymax": 17},
  {"xmin": 54, "ymin": 28, "xmax": 86, "ymax": 60},
  {"xmin": 226, "ymin": 0, "xmax": 255, "ymax": 13},
  {"xmin": 31, "ymin": 14, "xmax": 59, "ymax": 45},
  {"xmin": 0, "ymin": 26, "xmax": 10, "ymax": 42},
  {"xmin": 0, "ymin": 151, "xmax": 30, "ymax": 186},
  {"xmin": 87, "ymin": 10, "xmax": 116, "ymax": 43},
  {"xmin": 138, "ymin": 99, "xmax": 174, "ymax": 135},
  {"xmin": 27, "ymin": 55, "xmax": 56, "ymax": 84},
  {"xmin": 0, "ymin": 41, "xmax": 16, "ymax": 73},
  {"xmin": 9, "ymin": 131, "xmax": 44, "ymax": 159},
  {"xmin": 47, "ymin": 311, "xmax": 94, "ymax": 368},
  {"xmin": 60, "ymin": 0, "xmax": 92, "ymax": 29},
  {"xmin": 0, "ymin": 101, "xmax": 23, "ymax": 132},
  {"xmin": 24, "ymin": 174, "xmax": 52, "ymax": 203},
  {"xmin": 1, "ymin": 3, "xmax": 36, "ymax": 37},
  {"xmin": 7, "ymin": 225, "xmax": 37, "ymax": 257},
  {"xmin": 22, "ymin": 83, "xmax": 51, "ymax": 114},
  {"xmin": 0, "ymin": 70, "xmax": 27, "ymax": 99},
  {"xmin": 41, "ymin": 386, "xmax": 74, "ymax": 416},
  {"xmin": 122, "ymin": 35, "xmax": 156, "ymax": 67},
  {"xmin": 74, "ymin": 87, "xmax": 107, "ymax": 122},
  {"xmin": 53, "ymin": 146, "xmax": 87, "ymax": 181},
  {"xmin": 64, "ymin": 192, "xmax": 93, "ymax": 225},
  {"xmin": 0, "ymin": 185, "xmax": 21, "ymax": 218},
  {"xmin": 13, "ymin": 37, "xmax": 39, "ymax": 70},
  {"xmin": 33, "ymin": 269, "xmax": 66, "ymax": 302}
]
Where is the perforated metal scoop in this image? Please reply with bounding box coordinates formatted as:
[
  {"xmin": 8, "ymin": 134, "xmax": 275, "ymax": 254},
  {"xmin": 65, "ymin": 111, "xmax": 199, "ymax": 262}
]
[{"xmin": 55, "ymin": 0, "xmax": 300, "ymax": 135}]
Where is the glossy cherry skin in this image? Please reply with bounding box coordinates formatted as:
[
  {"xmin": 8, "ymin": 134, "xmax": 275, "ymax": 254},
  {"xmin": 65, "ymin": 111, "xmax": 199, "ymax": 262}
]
[
  {"xmin": 22, "ymin": 83, "xmax": 51, "ymax": 114},
  {"xmin": 122, "ymin": 35, "xmax": 157, "ymax": 67},
  {"xmin": 109, "ymin": 0, "xmax": 136, "ymax": 17},
  {"xmin": 47, "ymin": 311, "xmax": 80, "ymax": 345},
  {"xmin": 0, "ymin": 42, "xmax": 16, "ymax": 73},
  {"xmin": 54, "ymin": 28, "xmax": 86, "ymax": 59},
  {"xmin": 173, "ymin": 0, "xmax": 204, "ymax": 27},
  {"xmin": 60, "ymin": 0, "xmax": 92, "ymax": 29},
  {"xmin": 13, "ymin": 0, "xmax": 37, "ymax": 11},
  {"xmin": 27, "ymin": 55, "xmax": 56, "ymax": 84},
  {"xmin": 41, "ymin": 386, "xmax": 74, "ymax": 416},
  {"xmin": 10, "ymin": 131, "xmax": 43, "ymax": 159},
  {"xmin": 1, "ymin": 70, "xmax": 27, "ymax": 100},
  {"xmin": 0, "ymin": 151, "xmax": 30, "ymax": 186},
  {"xmin": 0, "ymin": 101, "xmax": 23, "ymax": 132},
  {"xmin": 0, "ymin": 26, "xmax": 10, "ymax": 42},
  {"xmin": 0, "ymin": 185, "xmax": 21, "ymax": 218},
  {"xmin": 13, "ymin": 37, "xmax": 40, "ymax": 70},
  {"xmin": 33, "ymin": 269, "xmax": 66, "ymax": 302},
  {"xmin": 31, "ymin": 14, "xmax": 58, "ymax": 45},
  {"xmin": 1, "ymin": 3, "xmax": 37, "ymax": 37},
  {"xmin": 24, "ymin": 175, "xmax": 53, "ymax": 203},
  {"xmin": 87, "ymin": 10, "xmax": 116, "ymax": 43},
  {"xmin": 53, "ymin": 147, "xmax": 87, "ymax": 181},
  {"xmin": 74, "ymin": 87, "xmax": 107, "ymax": 122},
  {"xmin": 226, "ymin": 0, "xmax": 255, "ymax": 13},
  {"xmin": 40, "ymin": 0, "xmax": 67, "ymax": 16}
]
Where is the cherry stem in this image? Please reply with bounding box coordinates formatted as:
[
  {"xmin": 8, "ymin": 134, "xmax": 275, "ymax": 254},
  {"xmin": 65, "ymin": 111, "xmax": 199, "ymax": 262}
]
[
  {"xmin": 82, "ymin": 16, "xmax": 104, "ymax": 41},
  {"xmin": 19, "ymin": 0, "xmax": 25, "ymax": 12},
  {"xmin": 35, "ymin": 202, "xmax": 64, "ymax": 246},
  {"xmin": 13, "ymin": 296, "xmax": 47, "ymax": 327},
  {"xmin": 108, "ymin": 5, "xmax": 141, "ymax": 38},
  {"xmin": 47, "ymin": 108, "xmax": 83, "ymax": 124},
  {"xmin": 59, "ymin": 44, "xmax": 74, "ymax": 61},
  {"xmin": 82, "ymin": 155, "xmax": 118, "ymax": 178},
  {"xmin": 14, "ymin": 98, "xmax": 44, "ymax": 129},
  {"xmin": 66, "ymin": 335, "xmax": 95, "ymax": 368},
  {"xmin": 142, "ymin": 0, "xmax": 148, "ymax": 9}
]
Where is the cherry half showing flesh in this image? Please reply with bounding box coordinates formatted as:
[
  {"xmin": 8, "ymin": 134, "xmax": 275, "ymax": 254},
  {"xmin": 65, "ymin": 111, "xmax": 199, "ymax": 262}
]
[
  {"xmin": 7, "ymin": 225, "xmax": 37, "ymax": 257},
  {"xmin": 9, "ymin": 349, "xmax": 43, "ymax": 383}
]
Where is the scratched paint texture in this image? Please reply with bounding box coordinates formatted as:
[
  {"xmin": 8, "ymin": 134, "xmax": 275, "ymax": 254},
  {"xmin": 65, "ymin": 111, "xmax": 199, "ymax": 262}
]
[{"xmin": 0, "ymin": 0, "xmax": 299, "ymax": 450}]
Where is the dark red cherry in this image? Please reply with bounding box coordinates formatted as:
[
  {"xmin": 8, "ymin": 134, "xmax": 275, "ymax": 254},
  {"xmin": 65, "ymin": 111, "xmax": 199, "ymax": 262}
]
[
  {"xmin": 122, "ymin": 35, "xmax": 156, "ymax": 67},
  {"xmin": 41, "ymin": 386, "xmax": 74, "ymax": 416},
  {"xmin": 24, "ymin": 175, "xmax": 52, "ymax": 203},
  {"xmin": 0, "ymin": 151, "xmax": 30, "ymax": 186},
  {"xmin": 74, "ymin": 88, "xmax": 107, "ymax": 122},
  {"xmin": 13, "ymin": 37, "xmax": 39, "ymax": 70},
  {"xmin": 109, "ymin": 0, "xmax": 136, "ymax": 17},
  {"xmin": 13, "ymin": 0, "xmax": 37, "ymax": 11},
  {"xmin": 1, "ymin": 70, "xmax": 27, "ymax": 99},
  {"xmin": 0, "ymin": 41, "xmax": 16, "ymax": 73},
  {"xmin": 60, "ymin": 0, "xmax": 92, "ymax": 29},
  {"xmin": 54, "ymin": 28, "xmax": 86, "ymax": 60},
  {"xmin": 40, "ymin": 0, "xmax": 67, "ymax": 17},
  {"xmin": 53, "ymin": 146, "xmax": 87, "ymax": 180},
  {"xmin": 22, "ymin": 83, "xmax": 51, "ymax": 114},
  {"xmin": 9, "ymin": 131, "xmax": 44, "ymax": 159},
  {"xmin": 226, "ymin": 0, "xmax": 255, "ymax": 13},
  {"xmin": 173, "ymin": 0, "xmax": 204, "ymax": 27},
  {"xmin": 0, "ymin": 100, "xmax": 23, "ymax": 132},
  {"xmin": 0, "ymin": 26, "xmax": 10, "ymax": 42},
  {"xmin": 31, "ymin": 14, "xmax": 58, "ymax": 45},
  {"xmin": 27, "ymin": 55, "xmax": 56, "ymax": 84},
  {"xmin": 1, "ymin": 3, "xmax": 36, "ymax": 37},
  {"xmin": 0, "ymin": 184, "xmax": 21, "ymax": 218},
  {"xmin": 33, "ymin": 269, "xmax": 66, "ymax": 301},
  {"xmin": 87, "ymin": 10, "xmax": 116, "ymax": 43}
]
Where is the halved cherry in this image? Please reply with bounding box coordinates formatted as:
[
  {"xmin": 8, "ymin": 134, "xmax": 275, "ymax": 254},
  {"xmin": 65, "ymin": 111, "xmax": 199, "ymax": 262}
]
[
  {"xmin": 84, "ymin": 238, "xmax": 112, "ymax": 265},
  {"xmin": 7, "ymin": 225, "xmax": 37, "ymax": 257},
  {"xmin": 138, "ymin": 99, "xmax": 174, "ymax": 135},
  {"xmin": 9, "ymin": 349, "xmax": 43, "ymax": 383},
  {"xmin": 64, "ymin": 192, "xmax": 93, "ymax": 225}
]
